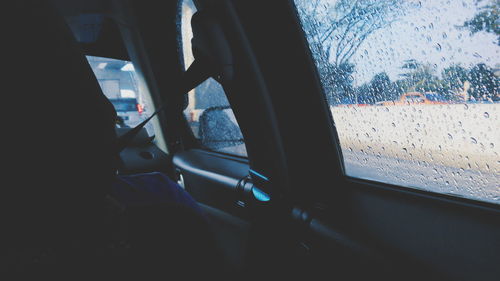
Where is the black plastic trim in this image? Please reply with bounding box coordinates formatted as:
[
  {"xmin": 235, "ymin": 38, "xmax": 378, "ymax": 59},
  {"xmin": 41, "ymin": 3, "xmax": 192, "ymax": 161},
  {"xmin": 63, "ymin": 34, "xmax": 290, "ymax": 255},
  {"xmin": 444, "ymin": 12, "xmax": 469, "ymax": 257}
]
[
  {"xmin": 346, "ymin": 176, "xmax": 500, "ymax": 213},
  {"xmin": 173, "ymin": 149, "xmax": 249, "ymax": 191}
]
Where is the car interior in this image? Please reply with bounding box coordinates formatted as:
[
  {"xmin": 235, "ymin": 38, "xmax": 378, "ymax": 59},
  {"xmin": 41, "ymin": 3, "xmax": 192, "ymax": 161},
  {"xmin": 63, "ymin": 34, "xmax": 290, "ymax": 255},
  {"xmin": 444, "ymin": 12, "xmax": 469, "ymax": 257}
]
[{"xmin": 2, "ymin": 0, "xmax": 499, "ymax": 280}]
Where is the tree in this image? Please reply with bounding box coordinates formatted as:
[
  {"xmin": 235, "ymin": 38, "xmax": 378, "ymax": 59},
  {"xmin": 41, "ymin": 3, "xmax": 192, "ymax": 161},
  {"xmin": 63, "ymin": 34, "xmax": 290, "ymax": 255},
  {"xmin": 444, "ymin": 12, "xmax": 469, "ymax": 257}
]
[
  {"xmin": 356, "ymin": 72, "xmax": 399, "ymax": 104},
  {"xmin": 467, "ymin": 63, "xmax": 499, "ymax": 100},
  {"xmin": 394, "ymin": 60, "xmax": 461, "ymax": 100},
  {"xmin": 322, "ymin": 62, "xmax": 355, "ymax": 104},
  {"xmin": 442, "ymin": 64, "xmax": 469, "ymax": 88},
  {"xmin": 295, "ymin": 0, "xmax": 415, "ymax": 104},
  {"xmin": 399, "ymin": 60, "xmax": 442, "ymax": 92},
  {"xmin": 296, "ymin": 0, "xmax": 413, "ymax": 65},
  {"xmin": 441, "ymin": 64, "xmax": 471, "ymax": 100},
  {"xmin": 462, "ymin": 0, "xmax": 500, "ymax": 45},
  {"xmin": 371, "ymin": 72, "xmax": 400, "ymax": 102}
]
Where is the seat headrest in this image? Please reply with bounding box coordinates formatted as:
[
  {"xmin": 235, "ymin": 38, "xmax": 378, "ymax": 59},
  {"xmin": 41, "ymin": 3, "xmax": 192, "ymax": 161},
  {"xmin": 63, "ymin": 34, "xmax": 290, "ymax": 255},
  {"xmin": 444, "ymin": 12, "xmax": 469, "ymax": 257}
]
[{"xmin": 2, "ymin": 0, "xmax": 119, "ymax": 241}]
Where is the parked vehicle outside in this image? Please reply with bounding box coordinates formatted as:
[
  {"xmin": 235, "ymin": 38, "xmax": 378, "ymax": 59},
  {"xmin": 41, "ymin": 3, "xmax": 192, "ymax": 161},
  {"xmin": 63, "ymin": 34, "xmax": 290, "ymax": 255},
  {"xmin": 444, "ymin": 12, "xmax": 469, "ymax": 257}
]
[
  {"xmin": 109, "ymin": 98, "xmax": 143, "ymax": 128},
  {"xmin": 380, "ymin": 92, "xmax": 448, "ymax": 106}
]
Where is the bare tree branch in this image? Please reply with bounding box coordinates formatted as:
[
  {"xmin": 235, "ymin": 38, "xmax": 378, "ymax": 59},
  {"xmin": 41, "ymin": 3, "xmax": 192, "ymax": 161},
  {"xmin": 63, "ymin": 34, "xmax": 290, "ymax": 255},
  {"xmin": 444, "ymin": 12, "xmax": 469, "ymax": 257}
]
[{"xmin": 297, "ymin": 0, "xmax": 409, "ymax": 66}]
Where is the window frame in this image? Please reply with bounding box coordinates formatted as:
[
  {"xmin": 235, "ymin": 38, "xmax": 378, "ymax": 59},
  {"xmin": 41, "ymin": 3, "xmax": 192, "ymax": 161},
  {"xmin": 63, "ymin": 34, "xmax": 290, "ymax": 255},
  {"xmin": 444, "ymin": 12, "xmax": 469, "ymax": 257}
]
[
  {"xmin": 290, "ymin": 0, "xmax": 500, "ymax": 209},
  {"xmin": 177, "ymin": 0, "xmax": 249, "ymax": 159},
  {"xmin": 218, "ymin": 0, "xmax": 500, "ymax": 212}
]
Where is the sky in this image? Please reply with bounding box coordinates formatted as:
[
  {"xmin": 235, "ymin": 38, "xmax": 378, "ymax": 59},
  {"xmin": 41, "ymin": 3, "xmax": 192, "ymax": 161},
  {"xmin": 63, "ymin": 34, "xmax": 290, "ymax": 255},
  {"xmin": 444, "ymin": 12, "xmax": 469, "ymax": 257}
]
[
  {"xmin": 341, "ymin": 0, "xmax": 500, "ymax": 86},
  {"xmin": 184, "ymin": 0, "xmax": 499, "ymax": 88}
]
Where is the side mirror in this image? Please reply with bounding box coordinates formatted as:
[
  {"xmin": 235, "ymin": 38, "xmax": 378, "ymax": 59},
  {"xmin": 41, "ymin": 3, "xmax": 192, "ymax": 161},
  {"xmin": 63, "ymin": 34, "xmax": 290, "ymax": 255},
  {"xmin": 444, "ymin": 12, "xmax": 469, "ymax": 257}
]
[{"xmin": 198, "ymin": 106, "xmax": 244, "ymax": 150}]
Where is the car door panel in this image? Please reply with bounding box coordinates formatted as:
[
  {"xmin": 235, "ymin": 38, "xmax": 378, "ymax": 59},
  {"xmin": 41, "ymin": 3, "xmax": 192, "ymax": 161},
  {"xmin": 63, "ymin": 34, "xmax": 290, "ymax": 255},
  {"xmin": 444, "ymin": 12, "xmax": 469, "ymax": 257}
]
[
  {"xmin": 128, "ymin": 0, "xmax": 500, "ymax": 280},
  {"xmin": 173, "ymin": 149, "xmax": 253, "ymax": 273},
  {"xmin": 173, "ymin": 149, "xmax": 250, "ymax": 216},
  {"xmin": 229, "ymin": 1, "xmax": 500, "ymax": 280}
]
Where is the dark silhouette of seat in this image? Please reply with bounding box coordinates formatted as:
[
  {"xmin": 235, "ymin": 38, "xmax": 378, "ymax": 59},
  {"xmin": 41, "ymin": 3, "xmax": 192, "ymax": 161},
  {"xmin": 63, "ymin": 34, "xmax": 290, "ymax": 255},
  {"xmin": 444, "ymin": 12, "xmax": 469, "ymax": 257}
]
[{"xmin": 1, "ymin": 1, "xmax": 222, "ymax": 279}]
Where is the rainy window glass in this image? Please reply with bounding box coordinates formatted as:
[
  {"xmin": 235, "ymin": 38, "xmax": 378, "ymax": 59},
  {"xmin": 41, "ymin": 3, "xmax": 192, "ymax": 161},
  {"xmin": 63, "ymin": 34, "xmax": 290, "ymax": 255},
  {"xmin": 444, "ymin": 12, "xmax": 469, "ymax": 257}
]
[
  {"xmin": 180, "ymin": 0, "xmax": 247, "ymax": 157},
  {"xmin": 294, "ymin": 0, "xmax": 499, "ymax": 204},
  {"xmin": 86, "ymin": 56, "xmax": 156, "ymax": 136}
]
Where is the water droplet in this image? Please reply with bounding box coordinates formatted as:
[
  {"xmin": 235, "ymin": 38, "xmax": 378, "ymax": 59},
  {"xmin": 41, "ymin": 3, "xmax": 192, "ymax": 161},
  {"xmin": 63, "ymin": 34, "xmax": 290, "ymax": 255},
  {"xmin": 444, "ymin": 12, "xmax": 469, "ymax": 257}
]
[
  {"xmin": 372, "ymin": 127, "xmax": 377, "ymax": 132},
  {"xmin": 464, "ymin": 104, "xmax": 469, "ymax": 110},
  {"xmin": 483, "ymin": 112, "xmax": 489, "ymax": 118},
  {"xmin": 435, "ymin": 43, "xmax": 442, "ymax": 51},
  {"xmin": 490, "ymin": 143, "xmax": 495, "ymax": 148},
  {"xmin": 392, "ymin": 122, "xmax": 396, "ymax": 127},
  {"xmin": 447, "ymin": 133, "xmax": 453, "ymax": 140},
  {"xmin": 470, "ymin": 137, "xmax": 477, "ymax": 144}
]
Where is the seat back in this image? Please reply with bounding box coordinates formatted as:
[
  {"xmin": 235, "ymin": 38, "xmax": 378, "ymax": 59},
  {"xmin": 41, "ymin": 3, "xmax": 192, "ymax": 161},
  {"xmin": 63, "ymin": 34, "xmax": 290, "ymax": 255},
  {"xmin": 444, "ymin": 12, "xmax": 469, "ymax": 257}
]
[
  {"xmin": 1, "ymin": 0, "xmax": 118, "ymax": 272},
  {"xmin": 1, "ymin": 2, "xmax": 223, "ymax": 279}
]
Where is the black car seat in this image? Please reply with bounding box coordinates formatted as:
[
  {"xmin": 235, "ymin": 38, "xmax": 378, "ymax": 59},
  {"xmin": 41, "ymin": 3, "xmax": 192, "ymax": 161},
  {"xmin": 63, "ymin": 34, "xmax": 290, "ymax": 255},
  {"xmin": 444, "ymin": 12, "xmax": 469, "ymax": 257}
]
[
  {"xmin": 2, "ymin": 0, "xmax": 118, "ymax": 267},
  {"xmin": 1, "ymin": 1, "xmax": 222, "ymax": 279}
]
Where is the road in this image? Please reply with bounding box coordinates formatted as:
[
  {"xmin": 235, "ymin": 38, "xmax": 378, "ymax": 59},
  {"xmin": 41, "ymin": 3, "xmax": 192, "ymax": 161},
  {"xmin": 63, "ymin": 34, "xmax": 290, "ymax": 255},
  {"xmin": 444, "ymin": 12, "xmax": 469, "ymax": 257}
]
[{"xmin": 342, "ymin": 149, "xmax": 500, "ymax": 205}]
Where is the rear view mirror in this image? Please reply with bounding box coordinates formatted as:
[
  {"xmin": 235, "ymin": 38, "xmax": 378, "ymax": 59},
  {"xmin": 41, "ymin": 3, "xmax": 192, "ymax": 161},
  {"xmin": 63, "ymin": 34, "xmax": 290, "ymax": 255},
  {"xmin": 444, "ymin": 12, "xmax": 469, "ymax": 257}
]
[{"xmin": 198, "ymin": 106, "xmax": 244, "ymax": 150}]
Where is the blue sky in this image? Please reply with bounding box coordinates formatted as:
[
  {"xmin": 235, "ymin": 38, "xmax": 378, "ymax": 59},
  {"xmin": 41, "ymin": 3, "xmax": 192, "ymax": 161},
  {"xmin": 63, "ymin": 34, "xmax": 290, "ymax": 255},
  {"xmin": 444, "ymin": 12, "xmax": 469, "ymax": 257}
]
[{"xmin": 348, "ymin": 0, "xmax": 499, "ymax": 86}]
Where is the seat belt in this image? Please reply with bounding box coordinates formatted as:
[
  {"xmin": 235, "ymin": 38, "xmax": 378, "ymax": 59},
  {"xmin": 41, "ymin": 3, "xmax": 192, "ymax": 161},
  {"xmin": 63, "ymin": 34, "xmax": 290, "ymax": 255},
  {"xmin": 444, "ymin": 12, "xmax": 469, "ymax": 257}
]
[
  {"xmin": 116, "ymin": 10, "xmax": 233, "ymax": 153},
  {"xmin": 115, "ymin": 58, "xmax": 212, "ymax": 153}
]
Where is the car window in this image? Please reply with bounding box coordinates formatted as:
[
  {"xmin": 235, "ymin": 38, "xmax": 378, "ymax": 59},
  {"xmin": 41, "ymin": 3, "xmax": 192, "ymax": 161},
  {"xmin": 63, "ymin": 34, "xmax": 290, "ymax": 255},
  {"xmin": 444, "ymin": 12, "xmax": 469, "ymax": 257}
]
[
  {"xmin": 179, "ymin": 0, "xmax": 247, "ymax": 157},
  {"xmin": 294, "ymin": 0, "xmax": 499, "ymax": 204},
  {"xmin": 86, "ymin": 56, "xmax": 154, "ymax": 135},
  {"xmin": 110, "ymin": 98, "xmax": 139, "ymax": 112}
]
